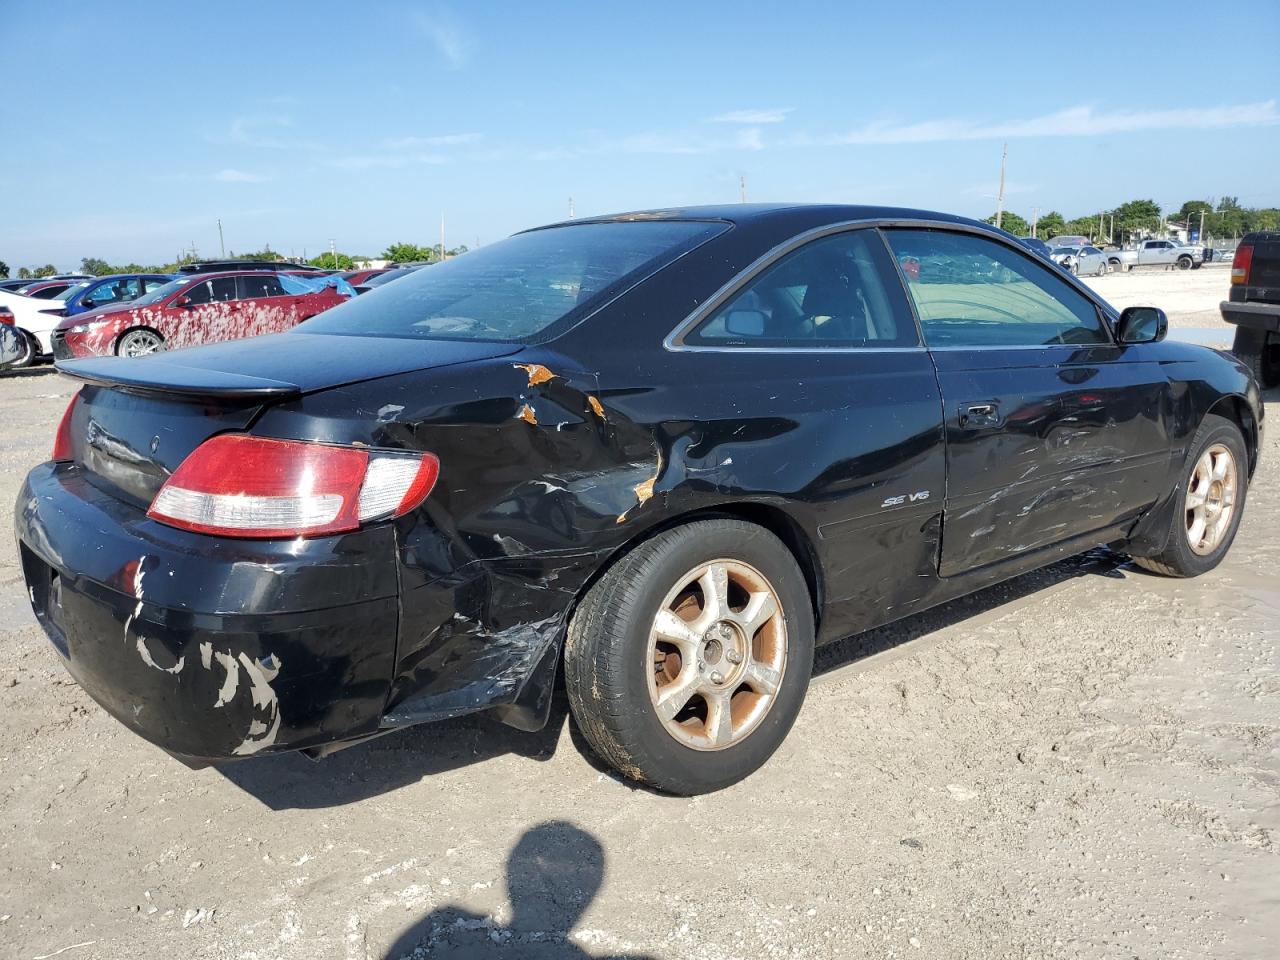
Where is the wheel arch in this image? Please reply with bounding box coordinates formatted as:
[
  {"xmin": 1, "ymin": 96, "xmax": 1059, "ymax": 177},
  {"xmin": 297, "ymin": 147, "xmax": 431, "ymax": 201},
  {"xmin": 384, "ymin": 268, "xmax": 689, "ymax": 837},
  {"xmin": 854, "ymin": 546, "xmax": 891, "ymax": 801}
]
[
  {"xmin": 114, "ymin": 324, "xmax": 165, "ymax": 355},
  {"xmin": 1205, "ymin": 393, "xmax": 1259, "ymax": 477},
  {"xmin": 577, "ymin": 500, "xmax": 825, "ymax": 638}
]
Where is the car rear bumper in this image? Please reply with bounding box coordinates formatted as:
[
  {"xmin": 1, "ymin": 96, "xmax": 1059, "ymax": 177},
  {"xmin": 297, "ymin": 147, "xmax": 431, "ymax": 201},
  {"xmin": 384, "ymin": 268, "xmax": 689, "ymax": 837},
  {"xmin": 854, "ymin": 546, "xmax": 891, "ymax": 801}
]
[
  {"xmin": 1221, "ymin": 300, "xmax": 1280, "ymax": 333},
  {"xmin": 15, "ymin": 461, "xmax": 402, "ymax": 762},
  {"xmin": 15, "ymin": 461, "xmax": 581, "ymax": 763}
]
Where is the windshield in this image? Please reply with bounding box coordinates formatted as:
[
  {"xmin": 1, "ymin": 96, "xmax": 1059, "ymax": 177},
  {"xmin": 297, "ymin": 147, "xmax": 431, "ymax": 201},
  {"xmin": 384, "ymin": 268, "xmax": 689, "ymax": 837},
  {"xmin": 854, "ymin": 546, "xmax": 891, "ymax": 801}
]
[
  {"xmin": 55, "ymin": 282, "xmax": 92, "ymax": 301},
  {"xmin": 302, "ymin": 220, "xmax": 725, "ymax": 342},
  {"xmin": 131, "ymin": 278, "xmax": 189, "ymax": 306},
  {"xmin": 1051, "ymin": 247, "xmax": 1078, "ymax": 256}
]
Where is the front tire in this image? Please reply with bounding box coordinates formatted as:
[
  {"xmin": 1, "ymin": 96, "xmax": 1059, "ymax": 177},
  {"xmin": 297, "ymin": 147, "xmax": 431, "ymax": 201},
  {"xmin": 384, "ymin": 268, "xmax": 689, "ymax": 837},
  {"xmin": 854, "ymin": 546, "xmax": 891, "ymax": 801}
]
[
  {"xmin": 1177, "ymin": 255, "xmax": 1192, "ymax": 270},
  {"xmin": 116, "ymin": 327, "xmax": 165, "ymax": 357},
  {"xmin": 564, "ymin": 519, "xmax": 815, "ymax": 795},
  {"xmin": 1132, "ymin": 415, "xmax": 1248, "ymax": 577}
]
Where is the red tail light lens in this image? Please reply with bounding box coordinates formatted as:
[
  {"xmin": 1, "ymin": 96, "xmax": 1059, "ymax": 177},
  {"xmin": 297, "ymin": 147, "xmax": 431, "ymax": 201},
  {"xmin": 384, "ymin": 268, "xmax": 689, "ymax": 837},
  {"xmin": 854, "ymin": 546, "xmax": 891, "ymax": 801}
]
[
  {"xmin": 1231, "ymin": 244, "xmax": 1253, "ymax": 285},
  {"xmin": 51, "ymin": 391, "xmax": 80, "ymax": 462},
  {"xmin": 147, "ymin": 434, "xmax": 439, "ymax": 539},
  {"xmin": 0, "ymin": 308, "xmax": 14, "ymax": 325}
]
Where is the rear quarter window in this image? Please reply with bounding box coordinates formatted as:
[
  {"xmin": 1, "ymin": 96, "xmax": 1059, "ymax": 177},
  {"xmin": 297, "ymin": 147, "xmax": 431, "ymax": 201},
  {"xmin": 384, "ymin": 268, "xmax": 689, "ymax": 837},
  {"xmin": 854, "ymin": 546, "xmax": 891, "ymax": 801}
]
[{"xmin": 299, "ymin": 220, "xmax": 726, "ymax": 342}]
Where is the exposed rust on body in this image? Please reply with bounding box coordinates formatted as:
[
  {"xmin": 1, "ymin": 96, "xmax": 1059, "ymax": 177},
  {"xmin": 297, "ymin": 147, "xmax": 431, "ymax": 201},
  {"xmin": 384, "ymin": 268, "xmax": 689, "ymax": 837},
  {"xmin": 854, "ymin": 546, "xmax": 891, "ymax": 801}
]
[
  {"xmin": 515, "ymin": 363, "xmax": 558, "ymax": 387},
  {"xmin": 517, "ymin": 403, "xmax": 539, "ymax": 426}
]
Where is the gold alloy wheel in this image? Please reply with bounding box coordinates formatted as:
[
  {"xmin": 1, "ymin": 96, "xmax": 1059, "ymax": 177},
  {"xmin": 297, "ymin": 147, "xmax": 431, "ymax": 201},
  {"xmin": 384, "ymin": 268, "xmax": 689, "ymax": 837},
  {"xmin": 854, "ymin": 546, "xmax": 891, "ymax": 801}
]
[
  {"xmin": 1185, "ymin": 442, "xmax": 1238, "ymax": 556},
  {"xmin": 646, "ymin": 559, "xmax": 787, "ymax": 751}
]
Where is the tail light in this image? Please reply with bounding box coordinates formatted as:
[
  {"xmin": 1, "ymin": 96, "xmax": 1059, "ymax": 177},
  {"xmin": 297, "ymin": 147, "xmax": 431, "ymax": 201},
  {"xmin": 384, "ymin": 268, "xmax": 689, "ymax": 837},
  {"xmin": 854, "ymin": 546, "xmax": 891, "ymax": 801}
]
[
  {"xmin": 147, "ymin": 434, "xmax": 439, "ymax": 539},
  {"xmin": 0, "ymin": 308, "xmax": 13, "ymax": 325},
  {"xmin": 1231, "ymin": 244, "xmax": 1253, "ymax": 285},
  {"xmin": 51, "ymin": 392, "xmax": 81, "ymax": 462}
]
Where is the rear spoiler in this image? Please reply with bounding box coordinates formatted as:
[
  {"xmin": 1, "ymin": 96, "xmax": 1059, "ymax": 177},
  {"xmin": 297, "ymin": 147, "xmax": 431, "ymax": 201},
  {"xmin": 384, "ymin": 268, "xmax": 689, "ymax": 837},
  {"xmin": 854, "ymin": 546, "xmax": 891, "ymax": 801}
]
[{"xmin": 56, "ymin": 356, "xmax": 302, "ymax": 401}]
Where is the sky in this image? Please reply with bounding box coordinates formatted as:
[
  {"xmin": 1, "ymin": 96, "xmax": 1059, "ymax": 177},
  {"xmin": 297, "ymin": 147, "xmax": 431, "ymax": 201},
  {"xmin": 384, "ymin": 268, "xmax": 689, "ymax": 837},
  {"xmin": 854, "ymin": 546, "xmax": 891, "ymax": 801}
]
[{"xmin": 2, "ymin": 0, "xmax": 1278, "ymax": 269}]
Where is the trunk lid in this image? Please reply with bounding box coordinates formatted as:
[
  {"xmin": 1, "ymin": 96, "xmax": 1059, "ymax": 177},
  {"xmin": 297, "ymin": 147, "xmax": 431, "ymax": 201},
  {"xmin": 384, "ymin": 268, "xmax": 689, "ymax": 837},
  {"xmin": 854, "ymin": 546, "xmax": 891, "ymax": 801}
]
[{"xmin": 59, "ymin": 332, "xmax": 522, "ymax": 507}]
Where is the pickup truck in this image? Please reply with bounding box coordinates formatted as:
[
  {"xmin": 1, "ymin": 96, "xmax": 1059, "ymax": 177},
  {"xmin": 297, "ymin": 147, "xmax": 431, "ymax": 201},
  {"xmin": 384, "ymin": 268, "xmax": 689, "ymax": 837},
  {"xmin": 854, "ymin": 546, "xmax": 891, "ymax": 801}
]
[
  {"xmin": 1105, "ymin": 239, "xmax": 1204, "ymax": 272},
  {"xmin": 1222, "ymin": 230, "xmax": 1280, "ymax": 387}
]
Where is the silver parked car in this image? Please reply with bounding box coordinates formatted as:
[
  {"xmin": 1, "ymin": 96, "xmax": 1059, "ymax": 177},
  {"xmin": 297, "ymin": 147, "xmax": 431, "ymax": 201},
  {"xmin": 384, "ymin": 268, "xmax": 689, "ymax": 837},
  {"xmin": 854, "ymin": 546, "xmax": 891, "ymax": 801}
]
[{"xmin": 1051, "ymin": 245, "xmax": 1109, "ymax": 276}]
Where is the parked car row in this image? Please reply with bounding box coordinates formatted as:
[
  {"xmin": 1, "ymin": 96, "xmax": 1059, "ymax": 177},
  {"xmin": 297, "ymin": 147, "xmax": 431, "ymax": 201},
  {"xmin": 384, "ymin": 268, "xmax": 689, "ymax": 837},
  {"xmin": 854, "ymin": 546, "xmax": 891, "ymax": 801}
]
[{"xmin": 0, "ymin": 259, "xmax": 427, "ymax": 369}]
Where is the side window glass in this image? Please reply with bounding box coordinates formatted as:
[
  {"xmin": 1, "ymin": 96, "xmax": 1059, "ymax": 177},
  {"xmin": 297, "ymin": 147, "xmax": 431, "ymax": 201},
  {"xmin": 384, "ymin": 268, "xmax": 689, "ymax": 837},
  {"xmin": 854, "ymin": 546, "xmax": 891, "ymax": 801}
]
[
  {"xmin": 238, "ymin": 274, "xmax": 285, "ymax": 299},
  {"xmin": 210, "ymin": 277, "xmax": 238, "ymax": 301},
  {"xmin": 884, "ymin": 229, "xmax": 1109, "ymax": 348},
  {"xmin": 142, "ymin": 278, "xmax": 169, "ymax": 293},
  {"xmin": 687, "ymin": 229, "xmax": 917, "ymax": 347},
  {"xmin": 183, "ymin": 281, "xmax": 212, "ymax": 305}
]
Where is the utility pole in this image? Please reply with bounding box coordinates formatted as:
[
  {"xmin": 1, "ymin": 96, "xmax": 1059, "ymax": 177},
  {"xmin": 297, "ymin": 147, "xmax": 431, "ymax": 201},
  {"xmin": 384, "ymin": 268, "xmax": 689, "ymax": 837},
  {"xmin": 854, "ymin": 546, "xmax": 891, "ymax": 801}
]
[
  {"xmin": 1109, "ymin": 214, "xmax": 1115, "ymax": 244},
  {"xmin": 329, "ymin": 238, "xmax": 337, "ymax": 270},
  {"xmin": 740, "ymin": 175, "xmax": 747, "ymax": 203},
  {"xmin": 1199, "ymin": 209, "xmax": 1205, "ymax": 244},
  {"xmin": 1031, "ymin": 206, "xmax": 1040, "ymax": 238},
  {"xmin": 994, "ymin": 142, "xmax": 1007, "ymax": 229},
  {"xmin": 217, "ymin": 219, "xmax": 225, "ymax": 258}
]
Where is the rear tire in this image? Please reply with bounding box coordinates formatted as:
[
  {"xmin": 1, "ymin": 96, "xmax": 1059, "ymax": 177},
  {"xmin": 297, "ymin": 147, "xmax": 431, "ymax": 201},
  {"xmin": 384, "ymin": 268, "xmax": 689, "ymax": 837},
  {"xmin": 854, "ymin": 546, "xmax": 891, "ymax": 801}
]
[
  {"xmin": 7, "ymin": 330, "xmax": 38, "ymax": 369},
  {"xmin": 1132, "ymin": 415, "xmax": 1247, "ymax": 578},
  {"xmin": 1231, "ymin": 326, "xmax": 1280, "ymax": 388},
  {"xmin": 564, "ymin": 519, "xmax": 815, "ymax": 795}
]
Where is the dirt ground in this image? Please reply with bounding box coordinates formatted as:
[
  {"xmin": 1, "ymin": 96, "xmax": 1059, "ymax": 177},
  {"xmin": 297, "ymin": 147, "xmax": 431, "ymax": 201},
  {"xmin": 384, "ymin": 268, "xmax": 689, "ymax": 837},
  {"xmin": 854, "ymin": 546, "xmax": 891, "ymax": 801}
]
[{"xmin": 1, "ymin": 268, "xmax": 1276, "ymax": 960}]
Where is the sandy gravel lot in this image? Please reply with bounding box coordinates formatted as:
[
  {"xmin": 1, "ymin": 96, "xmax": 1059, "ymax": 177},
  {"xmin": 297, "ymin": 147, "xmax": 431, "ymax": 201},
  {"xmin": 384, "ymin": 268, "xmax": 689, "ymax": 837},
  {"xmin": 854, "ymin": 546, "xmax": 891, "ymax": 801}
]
[{"xmin": 1, "ymin": 268, "xmax": 1276, "ymax": 960}]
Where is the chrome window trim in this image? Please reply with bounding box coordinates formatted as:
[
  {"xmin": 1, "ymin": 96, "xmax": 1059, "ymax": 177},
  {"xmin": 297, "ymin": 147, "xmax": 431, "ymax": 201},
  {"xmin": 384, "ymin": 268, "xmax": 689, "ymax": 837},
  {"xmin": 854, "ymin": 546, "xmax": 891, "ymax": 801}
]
[{"xmin": 663, "ymin": 216, "xmax": 1119, "ymax": 353}]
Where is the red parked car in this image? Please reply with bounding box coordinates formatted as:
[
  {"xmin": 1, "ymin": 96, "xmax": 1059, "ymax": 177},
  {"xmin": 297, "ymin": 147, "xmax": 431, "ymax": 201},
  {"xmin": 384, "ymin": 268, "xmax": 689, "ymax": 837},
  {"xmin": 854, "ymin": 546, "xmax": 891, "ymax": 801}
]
[
  {"xmin": 341, "ymin": 267, "xmax": 394, "ymax": 287},
  {"xmin": 52, "ymin": 272, "xmax": 351, "ymax": 359}
]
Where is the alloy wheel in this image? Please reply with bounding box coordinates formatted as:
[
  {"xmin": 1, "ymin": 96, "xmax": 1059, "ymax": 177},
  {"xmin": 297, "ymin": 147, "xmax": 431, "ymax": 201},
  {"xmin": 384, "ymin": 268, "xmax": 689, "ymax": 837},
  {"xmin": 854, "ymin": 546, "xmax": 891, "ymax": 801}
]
[
  {"xmin": 646, "ymin": 559, "xmax": 787, "ymax": 751},
  {"xmin": 1185, "ymin": 443, "xmax": 1237, "ymax": 555}
]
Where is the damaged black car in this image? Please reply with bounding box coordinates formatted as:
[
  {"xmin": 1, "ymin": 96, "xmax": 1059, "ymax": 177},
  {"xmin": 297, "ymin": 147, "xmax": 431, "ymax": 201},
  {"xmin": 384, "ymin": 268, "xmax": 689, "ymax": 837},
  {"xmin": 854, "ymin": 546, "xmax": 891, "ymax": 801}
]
[{"xmin": 16, "ymin": 205, "xmax": 1264, "ymax": 794}]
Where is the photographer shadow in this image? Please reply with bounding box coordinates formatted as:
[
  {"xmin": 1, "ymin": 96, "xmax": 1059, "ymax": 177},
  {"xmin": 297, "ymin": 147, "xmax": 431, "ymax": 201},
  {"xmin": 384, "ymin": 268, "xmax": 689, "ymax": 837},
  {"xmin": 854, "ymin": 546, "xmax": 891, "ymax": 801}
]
[{"xmin": 382, "ymin": 820, "xmax": 655, "ymax": 960}]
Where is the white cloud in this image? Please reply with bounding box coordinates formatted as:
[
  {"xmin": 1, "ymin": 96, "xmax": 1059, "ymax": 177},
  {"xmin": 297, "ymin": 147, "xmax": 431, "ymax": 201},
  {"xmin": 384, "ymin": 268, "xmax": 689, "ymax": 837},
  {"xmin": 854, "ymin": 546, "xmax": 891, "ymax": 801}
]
[
  {"xmin": 214, "ymin": 169, "xmax": 269, "ymax": 183},
  {"xmin": 816, "ymin": 100, "xmax": 1280, "ymax": 145},
  {"xmin": 708, "ymin": 108, "xmax": 793, "ymax": 125},
  {"xmin": 382, "ymin": 132, "xmax": 482, "ymax": 149},
  {"xmin": 411, "ymin": 5, "xmax": 468, "ymax": 69},
  {"xmin": 329, "ymin": 153, "xmax": 449, "ymax": 170}
]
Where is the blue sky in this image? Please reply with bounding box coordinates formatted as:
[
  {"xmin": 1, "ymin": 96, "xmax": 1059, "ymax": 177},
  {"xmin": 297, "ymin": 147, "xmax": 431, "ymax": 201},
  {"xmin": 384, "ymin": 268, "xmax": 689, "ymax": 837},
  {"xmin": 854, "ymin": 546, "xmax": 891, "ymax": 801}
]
[{"xmin": 3, "ymin": 0, "xmax": 1278, "ymax": 267}]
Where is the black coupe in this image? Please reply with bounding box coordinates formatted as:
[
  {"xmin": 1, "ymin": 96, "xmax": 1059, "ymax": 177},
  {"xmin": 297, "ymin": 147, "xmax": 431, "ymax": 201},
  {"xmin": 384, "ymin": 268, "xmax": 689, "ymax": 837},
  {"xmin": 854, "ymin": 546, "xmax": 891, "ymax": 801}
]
[{"xmin": 17, "ymin": 204, "xmax": 1263, "ymax": 794}]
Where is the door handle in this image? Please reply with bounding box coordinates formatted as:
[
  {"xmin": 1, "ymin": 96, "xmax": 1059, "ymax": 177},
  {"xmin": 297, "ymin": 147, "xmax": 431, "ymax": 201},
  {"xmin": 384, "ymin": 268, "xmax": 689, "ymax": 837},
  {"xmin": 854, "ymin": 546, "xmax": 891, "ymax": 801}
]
[{"xmin": 959, "ymin": 402, "xmax": 1001, "ymax": 428}]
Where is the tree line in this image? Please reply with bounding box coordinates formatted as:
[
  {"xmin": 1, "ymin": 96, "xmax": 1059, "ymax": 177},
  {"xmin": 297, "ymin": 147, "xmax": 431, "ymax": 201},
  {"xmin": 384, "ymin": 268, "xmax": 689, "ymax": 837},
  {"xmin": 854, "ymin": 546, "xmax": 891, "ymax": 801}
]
[
  {"xmin": 986, "ymin": 197, "xmax": 1279, "ymax": 245},
  {"xmin": 0, "ymin": 241, "xmax": 472, "ymax": 280}
]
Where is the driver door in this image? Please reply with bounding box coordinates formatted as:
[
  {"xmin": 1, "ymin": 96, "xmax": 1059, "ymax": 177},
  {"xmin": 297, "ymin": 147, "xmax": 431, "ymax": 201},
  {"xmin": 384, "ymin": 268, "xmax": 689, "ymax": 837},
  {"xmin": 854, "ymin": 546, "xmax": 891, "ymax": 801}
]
[{"xmin": 883, "ymin": 228, "xmax": 1172, "ymax": 576}]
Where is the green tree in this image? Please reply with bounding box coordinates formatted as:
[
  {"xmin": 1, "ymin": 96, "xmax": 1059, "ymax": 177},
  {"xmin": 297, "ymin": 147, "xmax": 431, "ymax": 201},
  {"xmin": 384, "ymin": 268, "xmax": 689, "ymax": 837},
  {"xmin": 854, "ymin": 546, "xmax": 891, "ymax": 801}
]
[
  {"xmin": 1111, "ymin": 199, "xmax": 1161, "ymax": 239},
  {"xmin": 33, "ymin": 264, "xmax": 57, "ymax": 278},
  {"xmin": 1035, "ymin": 211, "xmax": 1067, "ymax": 239},
  {"xmin": 0, "ymin": 260, "xmax": 8, "ymax": 279},
  {"xmin": 308, "ymin": 251, "xmax": 355, "ymax": 270},
  {"xmin": 984, "ymin": 211, "xmax": 1029, "ymax": 236},
  {"xmin": 1064, "ymin": 217, "xmax": 1100, "ymax": 240},
  {"xmin": 227, "ymin": 247, "xmax": 283, "ymax": 262},
  {"xmin": 381, "ymin": 242, "xmax": 437, "ymax": 264},
  {"xmin": 80, "ymin": 257, "xmax": 113, "ymax": 276},
  {"xmin": 17, "ymin": 267, "xmax": 31, "ymax": 279}
]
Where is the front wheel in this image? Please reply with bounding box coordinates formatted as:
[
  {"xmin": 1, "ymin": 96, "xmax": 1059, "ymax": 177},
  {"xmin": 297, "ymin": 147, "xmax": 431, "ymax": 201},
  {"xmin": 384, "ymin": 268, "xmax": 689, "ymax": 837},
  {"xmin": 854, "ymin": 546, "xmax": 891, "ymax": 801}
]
[
  {"xmin": 1132, "ymin": 414, "xmax": 1248, "ymax": 577},
  {"xmin": 116, "ymin": 327, "xmax": 165, "ymax": 357},
  {"xmin": 1095, "ymin": 259, "xmax": 1107, "ymax": 277},
  {"xmin": 564, "ymin": 519, "xmax": 814, "ymax": 794},
  {"xmin": 1177, "ymin": 256, "xmax": 1192, "ymax": 270}
]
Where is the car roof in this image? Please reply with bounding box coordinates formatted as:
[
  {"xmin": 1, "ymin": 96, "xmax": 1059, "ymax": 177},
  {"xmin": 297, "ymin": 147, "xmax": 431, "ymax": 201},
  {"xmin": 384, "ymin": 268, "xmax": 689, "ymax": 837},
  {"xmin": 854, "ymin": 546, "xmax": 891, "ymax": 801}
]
[{"xmin": 529, "ymin": 203, "xmax": 986, "ymax": 232}]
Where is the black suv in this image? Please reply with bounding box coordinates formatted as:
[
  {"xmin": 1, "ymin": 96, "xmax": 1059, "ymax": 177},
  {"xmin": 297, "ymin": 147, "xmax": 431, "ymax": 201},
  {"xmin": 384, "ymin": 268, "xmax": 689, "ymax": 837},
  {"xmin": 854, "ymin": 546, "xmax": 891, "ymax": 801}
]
[
  {"xmin": 177, "ymin": 260, "xmax": 327, "ymax": 275},
  {"xmin": 1223, "ymin": 231, "xmax": 1280, "ymax": 387}
]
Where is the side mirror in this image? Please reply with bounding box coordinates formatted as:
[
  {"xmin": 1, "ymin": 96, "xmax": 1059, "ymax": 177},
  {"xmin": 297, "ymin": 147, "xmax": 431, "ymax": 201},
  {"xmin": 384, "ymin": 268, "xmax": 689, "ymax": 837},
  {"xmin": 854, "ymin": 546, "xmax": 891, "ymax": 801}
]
[
  {"xmin": 1117, "ymin": 306, "xmax": 1168, "ymax": 344},
  {"xmin": 724, "ymin": 309, "xmax": 766, "ymax": 337},
  {"xmin": 174, "ymin": 296, "xmax": 192, "ymax": 308}
]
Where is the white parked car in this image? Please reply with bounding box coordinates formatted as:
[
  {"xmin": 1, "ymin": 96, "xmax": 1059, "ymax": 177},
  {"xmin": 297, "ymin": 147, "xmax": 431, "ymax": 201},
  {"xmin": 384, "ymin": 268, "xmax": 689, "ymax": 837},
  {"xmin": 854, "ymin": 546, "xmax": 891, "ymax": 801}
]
[
  {"xmin": 1050, "ymin": 245, "xmax": 1109, "ymax": 277},
  {"xmin": 0, "ymin": 289, "xmax": 66, "ymax": 357}
]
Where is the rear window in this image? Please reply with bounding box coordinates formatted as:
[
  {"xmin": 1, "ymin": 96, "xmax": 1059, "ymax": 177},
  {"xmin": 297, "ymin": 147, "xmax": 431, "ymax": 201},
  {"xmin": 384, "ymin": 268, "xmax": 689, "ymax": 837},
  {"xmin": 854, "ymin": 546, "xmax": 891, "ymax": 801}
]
[{"xmin": 300, "ymin": 220, "xmax": 726, "ymax": 342}]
